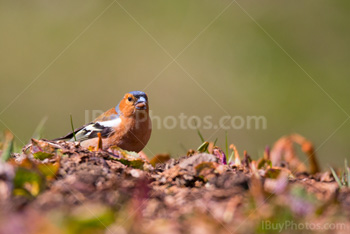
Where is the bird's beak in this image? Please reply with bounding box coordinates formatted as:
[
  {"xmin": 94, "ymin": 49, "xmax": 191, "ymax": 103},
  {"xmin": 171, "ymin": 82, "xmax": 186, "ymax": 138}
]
[{"xmin": 135, "ymin": 97, "xmax": 147, "ymax": 110}]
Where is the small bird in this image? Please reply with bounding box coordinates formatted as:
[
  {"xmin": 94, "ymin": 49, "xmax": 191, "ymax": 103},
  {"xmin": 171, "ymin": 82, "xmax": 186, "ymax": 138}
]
[{"xmin": 54, "ymin": 91, "xmax": 152, "ymax": 152}]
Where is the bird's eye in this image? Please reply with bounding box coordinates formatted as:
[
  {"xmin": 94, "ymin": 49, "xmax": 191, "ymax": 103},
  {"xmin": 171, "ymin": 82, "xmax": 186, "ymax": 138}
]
[{"xmin": 128, "ymin": 97, "xmax": 132, "ymax": 102}]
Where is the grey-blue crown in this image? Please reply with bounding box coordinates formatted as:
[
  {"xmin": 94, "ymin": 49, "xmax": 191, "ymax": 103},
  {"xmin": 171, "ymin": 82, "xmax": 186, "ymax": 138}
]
[{"xmin": 128, "ymin": 91, "xmax": 147, "ymax": 100}]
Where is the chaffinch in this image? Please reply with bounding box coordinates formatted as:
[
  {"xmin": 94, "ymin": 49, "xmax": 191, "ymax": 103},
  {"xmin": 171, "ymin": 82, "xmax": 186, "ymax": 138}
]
[{"xmin": 54, "ymin": 91, "xmax": 152, "ymax": 152}]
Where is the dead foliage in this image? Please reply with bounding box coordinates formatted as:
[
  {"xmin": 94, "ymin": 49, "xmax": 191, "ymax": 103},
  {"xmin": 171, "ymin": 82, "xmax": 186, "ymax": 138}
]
[{"xmin": 0, "ymin": 133, "xmax": 349, "ymax": 234}]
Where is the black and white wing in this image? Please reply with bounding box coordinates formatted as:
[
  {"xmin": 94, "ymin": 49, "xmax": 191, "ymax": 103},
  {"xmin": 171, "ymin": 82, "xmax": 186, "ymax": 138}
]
[{"xmin": 53, "ymin": 117, "xmax": 121, "ymax": 142}]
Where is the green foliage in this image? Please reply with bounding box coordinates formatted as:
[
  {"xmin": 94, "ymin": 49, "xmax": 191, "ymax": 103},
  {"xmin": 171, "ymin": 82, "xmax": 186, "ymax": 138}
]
[
  {"xmin": 225, "ymin": 131, "xmax": 228, "ymax": 157},
  {"xmin": 13, "ymin": 167, "xmax": 44, "ymax": 198},
  {"xmin": 257, "ymin": 158, "xmax": 272, "ymax": 170},
  {"xmin": 1, "ymin": 137, "xmax": 13, "ymax": 162},
  {"xmin": 70, "ymin": 114, "xmax": 77, "ymax": 141},
  {"xmin": 264, "ymin": 168, "xmax": 282, "ymax": 179},
  {"xmin": 117, "ymin": 158, "xmax": 144, "ymax": 170},
  {"xmin": 329, "ymin": 159, "xmax": 350, "ymax": 188},
  {"xmin": 33, "ymin": 152, "xmax": 54, "ymax": 160},
  {"xmin": 196, "ymin": 129, "xmax": 205, "ymax": 144},
  {"xmin": 347, "ymin": 159, "xmax": 350, "ymax": 188},
  {"xmin": 63, "ymin": 205, "xmax": 115, "ymax": 234},
  {"xmin": 1, "ymin": 131, "xmax": 14, "ymax": 162},
  {"xmin": 197, "ymin": 141, "xmax": 209, "ymax": 153},
  {"xmin": 37, "ymin": 163, "xmax": 60, "ymax": 180},
  {"xmin": 330, "ymin": 167, "xmax": 343, "ymax": 188},
  {"xmin": 193, "ymin": 119, "xmax": 205, "ymax": 143},
  {"xmin": 32, "ymin": 116, "xmax": 48, "ymax": 139},
  {"xmin": 227, "ymin": 150, "xmax": 234, "ymax": 164}
]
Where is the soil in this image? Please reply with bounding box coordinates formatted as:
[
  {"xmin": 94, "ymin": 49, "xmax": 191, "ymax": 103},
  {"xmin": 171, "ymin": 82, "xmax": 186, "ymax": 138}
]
[{"xmin": 0, "ymin": 139, "xmax": 349, "ymax": 234}]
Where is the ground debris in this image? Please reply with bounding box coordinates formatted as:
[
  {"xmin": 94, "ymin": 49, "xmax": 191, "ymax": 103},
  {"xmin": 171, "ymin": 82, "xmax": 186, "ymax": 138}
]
[{"xmin": 0, "ymin": 138, "xmax": 349, "ymax": 234}]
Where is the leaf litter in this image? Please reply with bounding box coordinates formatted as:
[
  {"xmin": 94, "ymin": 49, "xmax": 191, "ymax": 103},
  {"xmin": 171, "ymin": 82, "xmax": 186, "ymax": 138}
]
[{"xmin": 0, "ymin": 132, "xmax": 349, "ymax": 234}]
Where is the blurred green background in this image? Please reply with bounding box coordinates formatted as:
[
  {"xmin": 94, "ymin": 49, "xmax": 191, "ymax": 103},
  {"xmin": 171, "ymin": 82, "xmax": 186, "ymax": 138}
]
[{"xmin": 1, "ymin": 0, "xmax": 349, "ymax": 168}]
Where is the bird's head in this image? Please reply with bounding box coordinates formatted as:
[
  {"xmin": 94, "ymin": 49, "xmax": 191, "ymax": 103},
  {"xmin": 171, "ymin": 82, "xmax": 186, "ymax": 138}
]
[{"xmin": 117, "ymin": 91, "xmax": 149, "ymax": 117}]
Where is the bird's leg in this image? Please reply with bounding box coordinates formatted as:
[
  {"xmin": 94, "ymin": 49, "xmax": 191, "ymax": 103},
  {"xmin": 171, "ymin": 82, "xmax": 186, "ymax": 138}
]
[{"xmin": 97, "ymin": 132, "xmax": 103, "ymax": 150}]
